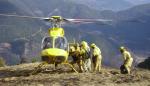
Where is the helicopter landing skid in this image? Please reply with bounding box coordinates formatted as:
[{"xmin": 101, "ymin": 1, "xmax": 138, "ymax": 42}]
[
  {"xmin": 31, "ymin": 62, "xmax": 78, "ymax": 75},
  {"xmin": 61, "ymin": 62, "xmax": 78, "ymax": 73}
]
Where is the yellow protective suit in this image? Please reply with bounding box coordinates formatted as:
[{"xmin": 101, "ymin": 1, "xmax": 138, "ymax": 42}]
[
  {"xmin": 91, "ymin": 44, "xmax": 102, "ymax": 72},
  {"xmin": 69, "ymin": 45, "xmax": 84, "ymax": 72},
  {"xmin": 121, "ymin": 50, "xmax": 133, "ymax": 74},
  {"xmin": 80, "ymin": 41, "xmax": 91, "ymax": 72}
]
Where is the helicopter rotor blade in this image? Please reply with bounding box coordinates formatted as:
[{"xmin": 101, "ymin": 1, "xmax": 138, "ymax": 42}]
[
  {"xmin": 65, "ymin": 18, "xmax": 113, "ymax": 24},
  {"xmin": 43, "ymin": 17, "xmax": 53, "ymax": 21},
  {"xmin": 66, "ymin": 19, "xmax": 112, "ymax": 21},
  {"xmin": 0, "ymin": 14, "xmax": 113, "ymax": 24},
  {"xmin": 0, "ymin": 13, "xmax": 46, "ymax": 19}
]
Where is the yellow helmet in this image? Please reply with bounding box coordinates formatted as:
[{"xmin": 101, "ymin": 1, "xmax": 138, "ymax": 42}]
[
  {"xmin": 70, "ymin": 46, "xmax": 75, "ymax": 51},
  {"xmin": 91, "ymin": 43, "xmax": 96, "ymax": 48},
  {"xmin": 120, "ymin": 46, "xmax": 125, "ymax": 51},
  {"xmin": 81, "ymin": 41, "xmax": 87, "ymax": 46}
]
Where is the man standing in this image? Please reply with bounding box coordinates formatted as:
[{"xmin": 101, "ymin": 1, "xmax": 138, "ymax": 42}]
[
  {"xmin": 90, "ymin": 43, "xmax": 102, "ymax": 72},
  {"xmin": 69, "ymin": 43, "xmax": 84, "ymax": 72},
  {"xmin": 120, "ymin": 46, "xmax": 133, "ymax": 74},
  {"xmin": 80, "ymin": 41, "xmax": 91, "ymax": 72}
]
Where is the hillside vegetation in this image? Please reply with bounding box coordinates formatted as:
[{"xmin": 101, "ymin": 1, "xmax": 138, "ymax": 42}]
[
  {"xmin": 0, "ymin": 63, "xmax": 149, "ymax": 86},
  {"xmin": 0, "ymin": 1, "xmax": 150, "ymax": 66}
]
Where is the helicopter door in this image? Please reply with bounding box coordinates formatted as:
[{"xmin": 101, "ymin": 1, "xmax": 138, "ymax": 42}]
[
  {"xmin": 41, "ymin": 36, "xmax": 52, "ymax": 49},
  {"xmin": 55, "ymin": 37, "xmax": 68, "ymax": 50}
]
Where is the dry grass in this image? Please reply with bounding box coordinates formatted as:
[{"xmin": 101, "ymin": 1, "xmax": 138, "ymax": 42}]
[{"xmin": 0, "ymin": 63, "xmax": 149, "ymax": 86}]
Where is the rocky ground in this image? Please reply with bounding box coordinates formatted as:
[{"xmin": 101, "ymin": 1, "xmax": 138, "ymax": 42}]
[{"xmin": 0, "ymin": 63, "xmax": 149, "ymax": 86}]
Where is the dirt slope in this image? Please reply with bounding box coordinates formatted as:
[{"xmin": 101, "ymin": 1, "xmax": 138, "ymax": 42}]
[{"xmin": 0, "ymin": 63, "xmax": 149, "ymax": 86}]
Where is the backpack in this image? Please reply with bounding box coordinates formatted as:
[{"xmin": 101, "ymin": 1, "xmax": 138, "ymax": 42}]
[{"xmin": 84, "ymin": 48, "xmax": 91, "ymax": 59}]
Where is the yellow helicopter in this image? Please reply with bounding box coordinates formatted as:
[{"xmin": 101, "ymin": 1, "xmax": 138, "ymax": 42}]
[
  {"xmin": 39, "ymin": 16, "xmax": 78, "ymax": 73},
  {"xmin": 38, "ymin": 16, "xmax": 113, "ymax": 73},
  {"xmin": 0, "ymin": 13, "xmax": 112, "ymax": 73}
]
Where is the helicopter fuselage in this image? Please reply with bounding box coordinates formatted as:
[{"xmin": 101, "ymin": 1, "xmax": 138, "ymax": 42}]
[
  {"xmin": 41, "ymin": 48, "xmax": 68, "ymax": 64},
  {"xmin": 41, "ymin": 27, "xmax": 68, "ymax": 65}
]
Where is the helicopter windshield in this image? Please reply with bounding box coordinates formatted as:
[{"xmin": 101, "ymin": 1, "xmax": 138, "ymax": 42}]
[
  {"xmin": 41, "ymin": 36, "xmax": 52, "ymax": 49},
  {"xmin": 55, "ymin": 37, "xmax": 68, "ymax": 49},
  {"xmin": 41, "ymin": 36, "xmax": 68, "ymax": 50}
]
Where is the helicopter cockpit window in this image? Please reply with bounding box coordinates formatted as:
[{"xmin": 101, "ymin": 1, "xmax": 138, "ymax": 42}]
[
  {"xmin": 41, "ymin": 36, "xmax": 52, "ymax": 49},
  {"xmin": 41, "ymin": 36, "xmax": 68, "ymax": 50},
  {"xmin": 55, "ymin": 37, "xmax": 68, "ymax": 50}
]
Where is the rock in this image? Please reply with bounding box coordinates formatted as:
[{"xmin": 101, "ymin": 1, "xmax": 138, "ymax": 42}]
[{"xmin": 138, "ymin": 57, "xmax": 150, "ymax": 70}]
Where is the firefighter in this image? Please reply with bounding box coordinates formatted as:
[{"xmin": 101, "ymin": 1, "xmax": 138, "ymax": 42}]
[
  {"xmin": 69, "ymin": 43, "xmax": 84, "ymax": 72},
  {"xmin": 120, "ymin": 46, "xmax": 133, "ymax": 74},
  {"xmin": 80, "ymin": 41, "xmax": 91, "ymax": 72},
  {"xmin": 90, "ymin": 43, "xmax": 102, "ymax": 72}
]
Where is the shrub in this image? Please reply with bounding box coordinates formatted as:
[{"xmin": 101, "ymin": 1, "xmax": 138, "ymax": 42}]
[
  {"xmin": 31, "ymin": 58, "xmax": 38, "ymax": 63},
  {"xmin": 0, "ymin": 57, "xmax": 6, "ymax": 67}
]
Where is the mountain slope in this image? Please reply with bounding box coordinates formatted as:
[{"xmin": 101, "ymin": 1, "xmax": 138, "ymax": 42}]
[
  {"xmin": 0, "ymin": 0, "xmax": 47, "ymax": 65},
  {"xmin": 71, "ymin": 3, "xmax": 150, "ymax": 66},
  {"xmin": 0, "ymin": 0, "xmax": 111, "ymax": 65},
  {"xmin": 0, "ymin": 1, "xmax": 150, "ymax": 66},
  {"xmin": 117, "ymin": 3, "xmax": 150, "ymax": 20},
  {"xmin": 8, "ymin": 0, "xmax": 102, "ymax": 18},
  {"xmin": 69, "ymin": 0, "xmax": 132, "ymax": 11},
  {"xmin": 70, "ymin": 0, "xmax": 150, "ymax": 11},
  {"xmin": 112, "ymin": 3, "xmax": 150, "ymax": 52},
  {"xmin": 125, "ymin": 0, "xmax": 150, "ymax": 5}
]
